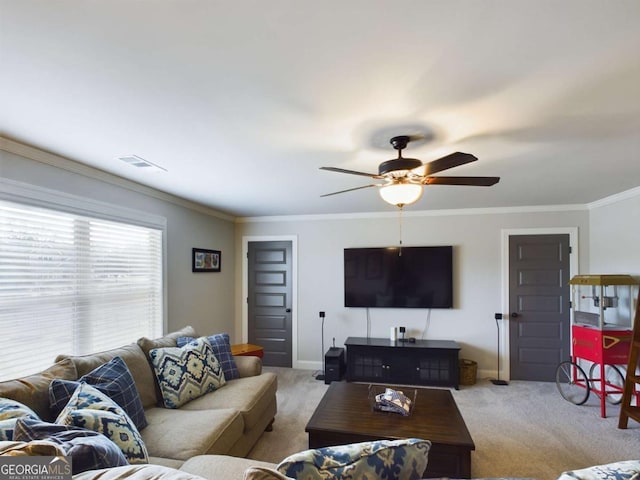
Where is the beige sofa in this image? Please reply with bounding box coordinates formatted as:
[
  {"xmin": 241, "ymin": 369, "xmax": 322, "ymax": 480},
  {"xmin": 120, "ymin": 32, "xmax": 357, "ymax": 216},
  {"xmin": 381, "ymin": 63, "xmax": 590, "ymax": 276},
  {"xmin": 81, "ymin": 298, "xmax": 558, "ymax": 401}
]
[{"xmin": 0, "ymin": 326, "xmax": 277, "ymax": 471}]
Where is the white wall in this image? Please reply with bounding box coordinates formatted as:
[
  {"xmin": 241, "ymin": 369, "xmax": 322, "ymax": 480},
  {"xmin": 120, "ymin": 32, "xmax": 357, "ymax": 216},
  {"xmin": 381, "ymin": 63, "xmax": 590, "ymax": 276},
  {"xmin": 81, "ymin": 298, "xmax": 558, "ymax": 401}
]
[
  {"xmin": 589, "ymin": 190, "xmax": 640, "ymax": 275},
  {"xmin": 0, "ymin": 144, "xmax": 237, "ymax": 339},
  {"xmin": 237, "ymin": 207, "xmax": 590, "ymax": 377}
]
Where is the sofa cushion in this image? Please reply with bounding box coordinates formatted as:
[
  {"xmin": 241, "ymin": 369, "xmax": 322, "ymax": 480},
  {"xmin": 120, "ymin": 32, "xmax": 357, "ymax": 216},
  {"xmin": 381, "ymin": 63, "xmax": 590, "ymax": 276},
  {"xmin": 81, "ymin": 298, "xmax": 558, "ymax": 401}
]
[
  {"xmin": 181, "ymin": 455, "xmax": 277, "ymax": 480},
  {"xmin": 244, "ymin": 467, "xmax": 292, "ymax": 480},
  {"xmin": 56, "ymin": 382, "xmax": 148, "ymax": 464},
  {"xmin": 0, "ymin": 398, "xmax": 40, "ymax": 441},
  {"xmin": 13, "ymin": 417, "xmax": 128, "ymax": 474},
  {"xmin": 0, "ymin": 359, "xmax": 77, "ymax": 422},
  {"xmin": 149, "ymin": 337, "xmax": 225, "ymax": 409},
  {"xmin": 49, "ymin": 356, "xmax": 147, "ymax": 430},
  {"xmin": 142, "ymin": 407, "xmax": 243, "ymax": 460},
  {"xmin": 55, "ymin": 343, "xmax": 158, "ymax": 410},
  {"xmin": 137, "ymin": 326, "xmax": 198, "ymax": 358},
  {"xmin": 557, "ymin": 460, "xmax": 640, "ymax": 480},
  {"xmin": 72, "ymin": 464, "xmax": 207, "ymax": 480},
  {"xmin": 177, "ymin": 334, "xmax": 239, "ymax": 380},
  {"xmin": 180, "ymin": 372, "xmax": 277, "ymax": 431},
  {"xmin": 148, "ymin": 457, "xmax": 186, "ymax": 470},
  {"xmin": 276, "ymin": 438, "xmax": 431, "ymax": 480}
]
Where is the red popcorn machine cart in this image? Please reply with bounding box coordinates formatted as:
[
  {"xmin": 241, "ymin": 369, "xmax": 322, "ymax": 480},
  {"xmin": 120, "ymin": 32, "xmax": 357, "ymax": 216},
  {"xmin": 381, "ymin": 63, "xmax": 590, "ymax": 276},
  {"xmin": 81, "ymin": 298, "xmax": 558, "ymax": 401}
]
[{"xmin": 555, "ymin": 274, "xmax": 639, "ymax": 417}]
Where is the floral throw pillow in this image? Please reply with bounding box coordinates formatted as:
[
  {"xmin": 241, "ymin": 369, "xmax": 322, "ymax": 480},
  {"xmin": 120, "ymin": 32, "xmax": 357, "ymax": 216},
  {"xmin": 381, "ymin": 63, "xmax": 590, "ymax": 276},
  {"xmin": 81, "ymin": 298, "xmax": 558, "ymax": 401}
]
[
  {"xmin": 149, "ymin": 336, "xmax": 225, "ymax": 409},
  {"xmin": 557, "ymin": 460, "xmax": 640, "ymax": 480},
  {"xmin": 276, "ymin": 438, "xmax": 431, "ymax": 480},
  {"xmin": 55, "ymin": 382, "xmax": 148, "ymax": 464}
]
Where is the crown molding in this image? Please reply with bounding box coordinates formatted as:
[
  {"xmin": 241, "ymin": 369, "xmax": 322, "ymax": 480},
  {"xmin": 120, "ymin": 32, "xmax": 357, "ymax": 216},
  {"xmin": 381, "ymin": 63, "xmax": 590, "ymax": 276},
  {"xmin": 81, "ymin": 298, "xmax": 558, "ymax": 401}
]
[
  {"xmin": 236, "ymin": 203, "xmax": 588, "ymax": 223},
  {"xmin": 237, "ymin": 189, "xmax": 640, "ymax": 224},
  {"xmin": 587, "ymin": 186, "xmax": 640, "ymax": 210},
  {"xmin": 3, "ymin": 136, "xmax": 637, "ymax": 224}
]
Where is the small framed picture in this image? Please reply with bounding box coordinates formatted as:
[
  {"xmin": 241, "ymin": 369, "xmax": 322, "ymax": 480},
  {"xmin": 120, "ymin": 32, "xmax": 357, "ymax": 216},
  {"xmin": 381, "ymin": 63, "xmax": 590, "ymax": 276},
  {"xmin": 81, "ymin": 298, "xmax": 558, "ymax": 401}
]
[{"xmin": 192, "ymin": 248, "xmax": 221, "ymax": 273}]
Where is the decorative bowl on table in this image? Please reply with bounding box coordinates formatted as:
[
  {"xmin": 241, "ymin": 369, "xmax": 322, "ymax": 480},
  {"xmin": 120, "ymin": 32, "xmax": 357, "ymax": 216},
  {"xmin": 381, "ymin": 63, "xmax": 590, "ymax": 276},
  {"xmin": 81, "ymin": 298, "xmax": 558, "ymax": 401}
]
[{"xmin": 368, "ymin": 385, "xmax": 416, "ymax": 416}]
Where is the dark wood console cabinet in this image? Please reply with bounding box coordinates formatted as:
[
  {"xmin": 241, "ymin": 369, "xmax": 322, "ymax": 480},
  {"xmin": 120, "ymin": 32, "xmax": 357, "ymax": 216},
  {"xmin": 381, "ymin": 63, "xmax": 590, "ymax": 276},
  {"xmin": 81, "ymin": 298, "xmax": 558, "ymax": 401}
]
[{"xmin": 344, "ymin": 337, "xmax": 461, "ymax": 389}]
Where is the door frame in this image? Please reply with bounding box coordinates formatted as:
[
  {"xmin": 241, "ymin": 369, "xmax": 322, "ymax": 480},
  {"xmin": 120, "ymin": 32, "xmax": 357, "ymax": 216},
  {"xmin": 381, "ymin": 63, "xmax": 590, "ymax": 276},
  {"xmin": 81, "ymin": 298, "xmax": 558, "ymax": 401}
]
[
  {"xmin": 500, "ymin": 227, "xmax": 579, "ymax": 381},
  {"xmin": 242, "ymin": 235, "xmax": 299, "ymax": 368}
]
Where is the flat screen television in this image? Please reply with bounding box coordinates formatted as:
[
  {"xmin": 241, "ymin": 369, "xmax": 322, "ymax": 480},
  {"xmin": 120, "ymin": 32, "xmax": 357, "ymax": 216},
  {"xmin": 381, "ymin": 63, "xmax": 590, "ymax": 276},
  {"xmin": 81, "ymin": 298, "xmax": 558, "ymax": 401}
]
[{"xmin": 344, "ymin": 246, "xmax": 453, "ymax": 309}]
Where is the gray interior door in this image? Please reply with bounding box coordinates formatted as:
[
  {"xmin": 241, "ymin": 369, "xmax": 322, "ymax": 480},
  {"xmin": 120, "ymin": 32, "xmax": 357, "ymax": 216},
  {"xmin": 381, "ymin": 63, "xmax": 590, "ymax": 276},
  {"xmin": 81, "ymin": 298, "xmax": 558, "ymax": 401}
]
[
  {"xmin": 509, "ymin": 234, "xmax": 571, "ymax": 381},
  {"xmin": 248, "ymin": 241, "xmax": 292, "ymax": 367}
]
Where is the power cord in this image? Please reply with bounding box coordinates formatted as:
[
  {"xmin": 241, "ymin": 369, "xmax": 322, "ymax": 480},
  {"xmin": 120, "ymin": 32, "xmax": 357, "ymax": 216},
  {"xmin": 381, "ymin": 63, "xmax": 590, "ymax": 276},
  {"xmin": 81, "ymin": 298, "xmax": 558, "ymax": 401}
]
[
  {"xmin": 421, "ymin": 308, "xmax": 432, "ymax": 339},
  {"xmin": 366, "ymin": 307, "xmax": 371, "ymax": 339}
]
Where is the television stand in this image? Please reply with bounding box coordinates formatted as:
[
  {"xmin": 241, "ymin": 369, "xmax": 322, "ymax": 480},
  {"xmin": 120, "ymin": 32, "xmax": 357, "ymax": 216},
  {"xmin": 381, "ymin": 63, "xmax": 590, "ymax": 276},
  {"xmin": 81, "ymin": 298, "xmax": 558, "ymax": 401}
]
[{"xmin": 344, "ymin": 337, "xmax": 461, "ymax": 389}]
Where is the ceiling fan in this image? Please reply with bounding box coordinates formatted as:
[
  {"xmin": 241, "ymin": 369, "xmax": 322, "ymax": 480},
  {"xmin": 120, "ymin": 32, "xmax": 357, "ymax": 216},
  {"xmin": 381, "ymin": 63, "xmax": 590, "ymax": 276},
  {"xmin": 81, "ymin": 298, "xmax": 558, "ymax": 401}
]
[{"xmin": 320, "ymin": 135, "xmax": 500, "ymax": 207}]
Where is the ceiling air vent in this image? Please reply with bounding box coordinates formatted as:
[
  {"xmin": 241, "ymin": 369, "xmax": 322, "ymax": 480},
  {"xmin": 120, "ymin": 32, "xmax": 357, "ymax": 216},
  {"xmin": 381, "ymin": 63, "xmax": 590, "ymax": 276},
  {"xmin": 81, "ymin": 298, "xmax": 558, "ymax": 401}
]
[{"xmin": 118, "ymin": 155, "xmax": 167, "ymax": 172}]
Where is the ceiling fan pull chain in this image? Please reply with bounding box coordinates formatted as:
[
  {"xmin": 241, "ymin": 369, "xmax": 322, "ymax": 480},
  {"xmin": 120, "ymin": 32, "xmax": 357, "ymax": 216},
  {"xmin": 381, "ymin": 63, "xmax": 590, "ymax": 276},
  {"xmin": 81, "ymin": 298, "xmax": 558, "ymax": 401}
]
[{"xmin": 398, "ymin": 206, "xmax": 403, "ymax": 256}]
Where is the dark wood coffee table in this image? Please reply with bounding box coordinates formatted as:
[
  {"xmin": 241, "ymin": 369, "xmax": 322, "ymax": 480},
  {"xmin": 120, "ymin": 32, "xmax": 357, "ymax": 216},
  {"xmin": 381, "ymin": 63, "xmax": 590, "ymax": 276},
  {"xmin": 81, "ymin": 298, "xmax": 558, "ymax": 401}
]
[{"xmin": 305, "ymin": 382, "xmax": 475, "ymax": 478}]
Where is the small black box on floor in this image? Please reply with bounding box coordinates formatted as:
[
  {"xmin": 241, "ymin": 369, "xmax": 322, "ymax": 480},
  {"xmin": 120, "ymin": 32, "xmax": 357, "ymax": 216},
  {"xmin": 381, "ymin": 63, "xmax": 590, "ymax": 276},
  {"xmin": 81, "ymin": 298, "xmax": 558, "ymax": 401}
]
[{"xmin": 324, "ymin": 347, "xmax": 345, "ymax": 384}]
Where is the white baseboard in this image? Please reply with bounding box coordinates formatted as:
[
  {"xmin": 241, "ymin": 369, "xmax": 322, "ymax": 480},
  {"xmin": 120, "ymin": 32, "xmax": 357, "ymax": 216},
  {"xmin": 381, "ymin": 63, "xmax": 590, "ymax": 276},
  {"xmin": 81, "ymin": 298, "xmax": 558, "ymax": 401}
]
[{"xmin": 293, "ymin": 360, "xmax": 320, "ymax": 371}]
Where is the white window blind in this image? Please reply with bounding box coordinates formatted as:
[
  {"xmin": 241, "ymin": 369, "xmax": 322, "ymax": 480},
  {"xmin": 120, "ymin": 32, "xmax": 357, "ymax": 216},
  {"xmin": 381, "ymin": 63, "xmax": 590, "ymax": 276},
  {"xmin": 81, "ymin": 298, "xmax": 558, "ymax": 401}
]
[{"xmin": 0, "ymin": 199, "xmax": 163, "ymax": 381}]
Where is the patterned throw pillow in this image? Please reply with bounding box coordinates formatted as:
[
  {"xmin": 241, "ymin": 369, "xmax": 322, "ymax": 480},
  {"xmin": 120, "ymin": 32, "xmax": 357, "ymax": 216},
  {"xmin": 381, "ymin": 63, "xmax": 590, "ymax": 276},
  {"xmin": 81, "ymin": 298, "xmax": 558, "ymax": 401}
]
[
  {"xmin": 49, "ymin": 356, "xmax": 147, "ymax": 430},
  {"xmin": 149, "ymin": 336, "xmax": 226, "ymax": 409},
  {"xmin": 13, "ymin": 417, "xmax": 128, "ymax": 474},
  {"xmin": 0, "ymin": 398, "xmax": 40, "ymax": 441},
  {"xmin": 276, "ymin": 438, "xmax": 431, "ymax": 480},
  {"xmin": 177, "ymin": 334, "xmax": 239, "ymax": 380},
  {"xmin": 55, "ymin": 382, "xmax": 148, "ymax": 464},
  {"xmin": 557, "ymin": 460, "xmax": 640, "ymax": 480}
]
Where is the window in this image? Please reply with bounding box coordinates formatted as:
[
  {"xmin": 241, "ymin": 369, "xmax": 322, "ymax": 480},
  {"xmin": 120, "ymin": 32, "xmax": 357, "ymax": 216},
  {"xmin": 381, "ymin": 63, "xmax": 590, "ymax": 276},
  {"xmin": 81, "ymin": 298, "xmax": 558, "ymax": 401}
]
[{"xmin": 0, "ymin": 199, "xmax": 164, "ymax": 381}]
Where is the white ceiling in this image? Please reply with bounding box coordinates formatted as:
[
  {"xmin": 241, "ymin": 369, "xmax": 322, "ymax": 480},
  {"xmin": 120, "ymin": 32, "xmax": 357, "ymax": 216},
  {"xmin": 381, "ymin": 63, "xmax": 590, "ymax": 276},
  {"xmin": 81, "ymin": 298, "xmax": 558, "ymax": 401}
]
[{"xmin": 1, "ymin": 1, "xmax": 639, "ymax": 218}]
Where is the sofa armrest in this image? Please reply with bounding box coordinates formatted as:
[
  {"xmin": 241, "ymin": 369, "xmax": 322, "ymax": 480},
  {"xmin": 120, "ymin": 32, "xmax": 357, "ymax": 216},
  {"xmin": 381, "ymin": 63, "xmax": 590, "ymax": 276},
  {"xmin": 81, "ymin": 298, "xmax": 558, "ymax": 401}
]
[{"xmin": 233, "ymin": 355, "xmax": 262, "ymax": 377}]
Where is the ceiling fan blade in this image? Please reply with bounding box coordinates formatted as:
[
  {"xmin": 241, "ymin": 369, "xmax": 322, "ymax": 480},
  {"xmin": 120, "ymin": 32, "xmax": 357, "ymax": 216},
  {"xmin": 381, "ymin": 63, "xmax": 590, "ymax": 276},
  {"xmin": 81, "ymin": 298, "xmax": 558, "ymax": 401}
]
[
  {"xmin": 320, "ymin": 166, "xmax": 382, "ymax": 179},
  {"xmin": 424, "ymin": 176, "xmax": 500, "ymax": 186},
  {"xmin": 320, "ymin": 184, "xmax": 381, "ymax": 197},
  {"xmin": 421, "ymin": 152, "xmax": 477, "ymax": 175}
]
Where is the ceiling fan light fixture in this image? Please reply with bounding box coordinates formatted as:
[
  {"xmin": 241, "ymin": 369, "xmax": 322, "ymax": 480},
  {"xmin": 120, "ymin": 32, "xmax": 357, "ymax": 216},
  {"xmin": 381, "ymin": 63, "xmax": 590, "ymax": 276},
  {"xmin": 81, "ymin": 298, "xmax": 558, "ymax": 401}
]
[
  {"xmin": 320, "ymin": 134, "xmax": 499, "ymax": 204},
  {"xmin": 379, "ymin": 183, "xmax": 423, "ymax": 207}
]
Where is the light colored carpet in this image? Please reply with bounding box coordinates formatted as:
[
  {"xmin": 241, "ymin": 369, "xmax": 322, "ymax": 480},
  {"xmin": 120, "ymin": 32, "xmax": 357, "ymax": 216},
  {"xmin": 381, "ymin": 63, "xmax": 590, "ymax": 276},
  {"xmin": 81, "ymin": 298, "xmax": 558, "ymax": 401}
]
[{"xmin": 247, "ymin": 367, "xmax": 640, "ymax": 479}]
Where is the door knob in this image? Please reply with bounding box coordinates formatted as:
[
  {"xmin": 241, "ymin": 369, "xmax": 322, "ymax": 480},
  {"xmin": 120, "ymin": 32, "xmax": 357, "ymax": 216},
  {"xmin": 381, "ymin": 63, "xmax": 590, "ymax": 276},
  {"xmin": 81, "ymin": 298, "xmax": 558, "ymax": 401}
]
[
  {"xmin": 285, "ymin": 308, "xmax": 291, "ymax": 313},
  {"xmin": 511, "ymin": 312, "xmax": 519, "ymax": 318}
]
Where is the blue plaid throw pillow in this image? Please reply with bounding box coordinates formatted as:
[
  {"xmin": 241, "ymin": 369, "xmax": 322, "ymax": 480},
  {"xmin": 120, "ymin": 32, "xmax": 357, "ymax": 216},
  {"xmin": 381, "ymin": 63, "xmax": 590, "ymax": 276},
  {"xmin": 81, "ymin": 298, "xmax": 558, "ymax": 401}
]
[
  {"xmin": 49, "ymin": 356, "xmax": 147, "ymax": 430},
  {"xmin": 177, "ymin": 334, "xmax": 239, "ymax": 380},
  {"xmin": 13, "ymin": 417, "xmax": 128, "ymax": 474}
]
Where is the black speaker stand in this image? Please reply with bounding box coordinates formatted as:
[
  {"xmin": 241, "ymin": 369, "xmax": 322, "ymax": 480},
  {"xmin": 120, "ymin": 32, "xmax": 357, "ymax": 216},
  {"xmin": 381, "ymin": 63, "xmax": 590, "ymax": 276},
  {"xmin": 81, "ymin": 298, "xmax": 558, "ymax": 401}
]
[
  {"xmin": 316, "ymin": 311, "xmax": 325, "ymax": 381},
  {"xmin": 492, "ymin": 313, "xmax": 508, "ymax": 386}
]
